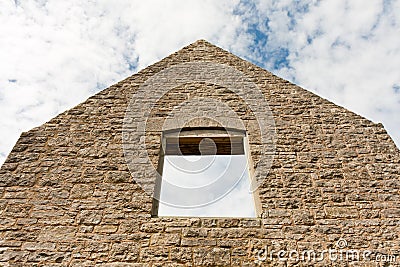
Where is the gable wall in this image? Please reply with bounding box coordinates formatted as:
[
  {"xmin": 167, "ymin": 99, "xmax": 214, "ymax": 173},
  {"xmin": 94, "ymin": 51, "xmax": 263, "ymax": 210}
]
[{"xmin": 0, "ymin": 40, "xmax": 399, "ymax": 266}]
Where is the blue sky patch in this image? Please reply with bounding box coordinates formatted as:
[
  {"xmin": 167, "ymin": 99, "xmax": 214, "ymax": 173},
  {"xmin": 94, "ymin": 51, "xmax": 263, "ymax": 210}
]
[{"xmin": 393, "ymin": 84, "xmax": 400, "ymax": 93}]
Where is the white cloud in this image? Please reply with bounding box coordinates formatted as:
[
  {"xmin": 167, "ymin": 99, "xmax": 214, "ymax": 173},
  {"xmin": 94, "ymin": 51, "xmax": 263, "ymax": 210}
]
[
  {"xmin": 0, "ymin": 0, "xmax": 399, "ymax": 165},
  {"xmin": 0, "ymin": 0, "xmax": 247, "ymax": 164},
  {"xmin": 245, "ymin": 0, "xmax": 400, "ymax": 147}
]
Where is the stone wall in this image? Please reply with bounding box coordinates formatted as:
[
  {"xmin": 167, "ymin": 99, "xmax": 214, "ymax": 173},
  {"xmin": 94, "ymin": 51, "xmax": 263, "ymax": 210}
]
[{"xmin": 0, "ymin": 40, "xmax": 400, "ymax": 266}]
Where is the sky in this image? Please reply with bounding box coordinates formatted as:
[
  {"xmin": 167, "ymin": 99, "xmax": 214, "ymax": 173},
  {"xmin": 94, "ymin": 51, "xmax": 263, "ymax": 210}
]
[
  {"xmin": 1, "ymin": 0, "xmax": 399, "ymax": 165},
  {"xmin": 158, "ymin": 155, "xmax": 256, "ymax": 217}
]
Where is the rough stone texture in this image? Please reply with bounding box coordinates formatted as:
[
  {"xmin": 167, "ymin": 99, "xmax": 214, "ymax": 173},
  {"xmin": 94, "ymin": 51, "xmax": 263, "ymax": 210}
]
[{"xmin": 0, "ymin": 40, "xmax": 400, "ymax": 266}]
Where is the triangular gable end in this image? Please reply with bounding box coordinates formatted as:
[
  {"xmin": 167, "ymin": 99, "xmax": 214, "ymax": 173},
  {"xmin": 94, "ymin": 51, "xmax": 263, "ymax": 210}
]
[{"xmin": 0, "ymin": 40, "xmax": 399, "ymax": 266}]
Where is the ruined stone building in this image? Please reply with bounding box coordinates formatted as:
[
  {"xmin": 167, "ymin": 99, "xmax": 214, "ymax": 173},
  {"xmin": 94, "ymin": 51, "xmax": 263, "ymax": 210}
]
[{"xmin": 0, "ymin": 40, "xmax": 399, "ymax": 266}]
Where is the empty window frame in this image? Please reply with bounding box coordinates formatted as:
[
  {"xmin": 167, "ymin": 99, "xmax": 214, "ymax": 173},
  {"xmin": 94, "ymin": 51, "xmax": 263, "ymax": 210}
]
[{"xmin": 152, "ymin": 128, "xmax": 261, "ymax": 218}]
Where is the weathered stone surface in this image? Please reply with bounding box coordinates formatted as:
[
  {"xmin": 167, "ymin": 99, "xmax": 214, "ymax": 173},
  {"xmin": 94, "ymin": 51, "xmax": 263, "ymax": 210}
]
[
  {"xmin": 325, "ymin": 206, "xmax": 359, "ymax": 219},
  {"xmin": 94, "ymin": 225, "xmax": 119, "ymax": 233},
  {"xmin": 382, "ymin": 208, "xmax": 400, "ymax": 218},
  {"xmin": 0, "ymin": 40, "xmax": 399, "ymax": 266},
  {"xmin": 193, "ymin": 247, "xmax": 230, "ymax": 266},
  {"xmin": 150, "ymin": 233, "xmax": 181, "ymax": 246},
  {"xmin": 76, "ymin": 210, "xmax": 103, "ymax": 225}
]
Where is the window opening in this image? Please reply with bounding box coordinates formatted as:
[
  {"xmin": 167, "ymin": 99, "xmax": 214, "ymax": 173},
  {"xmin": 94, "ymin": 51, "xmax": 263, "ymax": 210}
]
[{"xmin": 153, "ymin": 128, "xmax": 260, "ymax": 218}]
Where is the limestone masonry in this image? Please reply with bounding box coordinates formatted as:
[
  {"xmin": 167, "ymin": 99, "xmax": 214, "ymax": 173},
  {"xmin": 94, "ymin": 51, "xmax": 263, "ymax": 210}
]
[{"xmin": 0, "ymin": 40, "xmax": 399, "ymax": 266}]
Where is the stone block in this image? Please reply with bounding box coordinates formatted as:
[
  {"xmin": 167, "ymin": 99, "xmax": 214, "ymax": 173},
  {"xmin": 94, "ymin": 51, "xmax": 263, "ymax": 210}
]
[
  {"xmin": 94, "ymin": 225, "xmax": 118, "ymax": 233},
  {"xmin": 325, "ymin": 206, "xmax": 358, "ymax": 219},
  {"xmin": 193, "ymin": 247, "xmax": 230, "ymax": 266}
]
